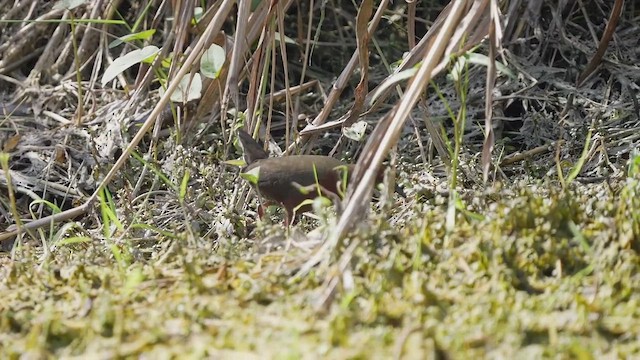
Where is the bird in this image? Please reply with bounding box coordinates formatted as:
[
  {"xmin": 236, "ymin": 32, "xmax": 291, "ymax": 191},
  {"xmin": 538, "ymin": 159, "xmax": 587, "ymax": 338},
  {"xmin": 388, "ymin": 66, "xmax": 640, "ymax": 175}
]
[{"xmin": 236, "ymin": 129, "xmax": 393, "ymax": 226}]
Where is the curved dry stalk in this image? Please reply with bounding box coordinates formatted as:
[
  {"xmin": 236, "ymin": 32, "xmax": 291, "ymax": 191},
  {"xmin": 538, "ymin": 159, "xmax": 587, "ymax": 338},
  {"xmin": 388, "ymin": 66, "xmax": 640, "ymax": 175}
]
[
  {"xmin": 293, "ymin": 0, "xmax": 391, "ymax": 143},
  {"xmin": 576, "ymin": 0, "xmax": 624, "ymax": 87},
  {"xmin": 295, "ymin": 0, "xmax": 494, "ymax": 280},
  {"xmin": 481, "ymin": 0, "xmax": 501, "ymax": 183},
  {"xmin": 339, "ymin": 0, "xmax": 491, "ymax": 237}
]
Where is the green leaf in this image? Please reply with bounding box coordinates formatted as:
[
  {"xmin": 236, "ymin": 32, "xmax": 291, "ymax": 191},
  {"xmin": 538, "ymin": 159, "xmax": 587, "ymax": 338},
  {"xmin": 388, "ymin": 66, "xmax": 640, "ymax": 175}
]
[
  {"xmin": 108, "ymin": 29, "xmax": 156, "ymax": 49},
  {"xmin": 53, "ymin": 236, "xmax": 91, "ymax": 247},
  {"xmin": 101, "ymin": 46, "xmax": 160, "ymax": 86},
  {"xmin": 566, "ymin": 126, "xmax": 593, "ymax": 184},
  {"xmin": 53, "ymin": 0, "xmax": 87, "ymax": 10},
  {"xmin": 161, "ymin": 53, "xmax": 174, "ymax": 68},
  {"xmin": 193, "ymin": 7, "xmax": 204, "ymax": 23},
  {"xmin": 160, "ymin": 72, "xmax": 202, "ymax": 103},
  {"xmin": 224, "ymin": 158, "xmax": 247, "ymax": 167},
  {"xmin": 311, "ymin": 196, "xmax": 331, "ymax": 211},
  {"xmin": 294, "ymin": 199, "xmax": 316, "ymax": 215},
  {"xmin": 451, "ymin": 53, "xmax": 515, "ymax": 82},
  {"xmin": 201, "ymin": 43, "xmax": 226, "ymax": 79},
  {"xmin": 30, "ymin": 199, "xmax": 62, "ymax": 214},
  {"xmin": 179, "ymin": 169, "xmax": 190, "ymax": 202},
  {"xmin": 240, "ymin": 166, "xmax": 261, "ymax": 185},
  {"xmin": 342, "ymin": 121, "xmax": 368, "ymax": 141}
]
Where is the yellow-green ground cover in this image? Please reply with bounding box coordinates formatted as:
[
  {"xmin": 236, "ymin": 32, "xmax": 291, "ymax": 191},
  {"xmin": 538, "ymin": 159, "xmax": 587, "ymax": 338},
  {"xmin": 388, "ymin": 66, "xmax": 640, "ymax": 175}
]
[{"xmin": 2, "ymin": 174, "xmax": 639, "ymax": 358}]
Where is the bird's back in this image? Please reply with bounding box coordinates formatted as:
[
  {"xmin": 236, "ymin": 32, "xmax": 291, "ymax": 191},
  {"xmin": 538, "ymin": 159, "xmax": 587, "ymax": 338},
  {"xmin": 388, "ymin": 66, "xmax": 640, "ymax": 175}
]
[{"xmin": 244, "ymin": 155, "xmax": 349, "ymax": 208}]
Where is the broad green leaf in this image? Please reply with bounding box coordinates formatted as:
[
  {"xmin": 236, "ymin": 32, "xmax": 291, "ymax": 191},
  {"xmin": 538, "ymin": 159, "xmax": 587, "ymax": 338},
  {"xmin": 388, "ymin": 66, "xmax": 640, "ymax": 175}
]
[
  {"xmin": 193, "ymin": 7, "xmax": 204, "ymax": 23},
  {"xmin": 53, "ymin": 0, "xmax": 86, "ymax": 10},
  {"xmin": 201, "ymin": 43, "xmax": 226, "ymax": 79},
  {"xmin": 160, "ymin": 72, "xmax": 202, "ymax": 103},
  {"xmin": 343, "ymin": 121, "xmax": 368, "ymax": 141},
  {"xmin": 101, "ymin": 46, "xmax": 160, "ymax": 85}
]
